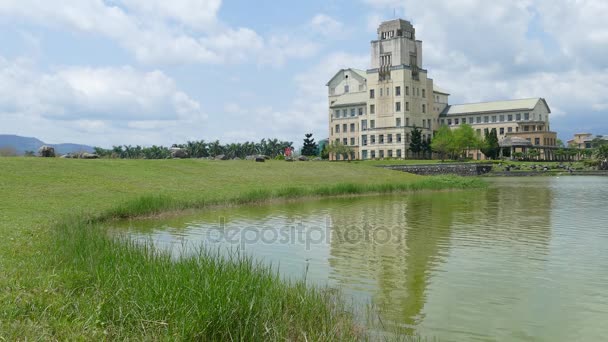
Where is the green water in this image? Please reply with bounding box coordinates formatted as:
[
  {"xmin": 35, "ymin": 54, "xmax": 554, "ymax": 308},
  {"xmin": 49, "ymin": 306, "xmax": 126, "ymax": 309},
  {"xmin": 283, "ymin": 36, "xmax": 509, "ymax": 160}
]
[{"xmin": 120, "ymin": 177, "xmax": 608, "ymax": 341}]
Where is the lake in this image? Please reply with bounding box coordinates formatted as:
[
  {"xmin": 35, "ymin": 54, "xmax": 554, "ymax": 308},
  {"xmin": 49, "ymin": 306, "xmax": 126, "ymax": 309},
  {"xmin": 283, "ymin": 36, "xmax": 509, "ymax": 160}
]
[{"xmin": 118, "ymin": 176, "xmax": 608, "ymax": 341}]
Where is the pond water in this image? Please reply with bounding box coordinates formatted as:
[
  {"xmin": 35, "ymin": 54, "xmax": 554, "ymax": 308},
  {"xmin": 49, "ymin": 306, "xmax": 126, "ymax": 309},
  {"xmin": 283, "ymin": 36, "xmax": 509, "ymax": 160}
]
[{"xmin": 118, "ymin": 177, "xmax": 608, "ymax": 341}]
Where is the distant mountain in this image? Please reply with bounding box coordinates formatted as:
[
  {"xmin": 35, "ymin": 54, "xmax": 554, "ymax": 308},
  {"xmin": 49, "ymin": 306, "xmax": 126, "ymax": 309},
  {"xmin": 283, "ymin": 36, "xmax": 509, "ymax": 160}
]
[{"xmin": 0, "ymin": 135, "xmax": 94, "ymax": 156}]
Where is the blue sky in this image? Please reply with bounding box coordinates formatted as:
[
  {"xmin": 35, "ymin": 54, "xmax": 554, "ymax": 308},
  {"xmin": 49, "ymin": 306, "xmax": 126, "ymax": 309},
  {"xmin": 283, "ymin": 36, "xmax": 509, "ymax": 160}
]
[{"xmin": 0, "ymin": 0, "xmax": 606, "ymax": 148}]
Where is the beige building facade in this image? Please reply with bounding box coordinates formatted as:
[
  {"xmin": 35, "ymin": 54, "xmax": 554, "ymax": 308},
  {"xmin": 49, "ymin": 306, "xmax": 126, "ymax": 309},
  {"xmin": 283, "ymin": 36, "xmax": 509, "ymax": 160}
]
[{"xmin": 327, "ymin": 19, "xmax": 558, "ymax": 160}]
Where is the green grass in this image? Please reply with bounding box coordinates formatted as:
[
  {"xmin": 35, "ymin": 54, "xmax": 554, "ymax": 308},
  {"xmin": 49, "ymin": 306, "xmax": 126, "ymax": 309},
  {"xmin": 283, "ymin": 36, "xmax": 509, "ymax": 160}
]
[{"xmin": 0, "ymin": 158, "xmax": 484, "ymax": 340}]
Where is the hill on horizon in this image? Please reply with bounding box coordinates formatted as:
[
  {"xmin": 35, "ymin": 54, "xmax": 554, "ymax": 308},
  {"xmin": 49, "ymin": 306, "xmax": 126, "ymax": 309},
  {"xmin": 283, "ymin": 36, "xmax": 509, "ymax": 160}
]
[{"xmin": 0, "ymin": 134, "xmax": 94, "ymax": 156}]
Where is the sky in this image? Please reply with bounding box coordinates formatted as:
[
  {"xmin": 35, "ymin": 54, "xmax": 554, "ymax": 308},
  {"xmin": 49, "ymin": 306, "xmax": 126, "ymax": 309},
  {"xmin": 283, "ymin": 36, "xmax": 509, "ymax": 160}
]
[{"xmin": 0, "ymin": 0, "xmax": 607, "ymax": 148}]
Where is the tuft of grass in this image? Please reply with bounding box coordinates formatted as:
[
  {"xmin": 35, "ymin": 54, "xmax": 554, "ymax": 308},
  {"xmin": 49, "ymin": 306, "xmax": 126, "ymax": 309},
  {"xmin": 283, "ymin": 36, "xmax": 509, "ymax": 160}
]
[{"xmin": 52, "ymin": 218, "xmax": 360, "ymax": 340}]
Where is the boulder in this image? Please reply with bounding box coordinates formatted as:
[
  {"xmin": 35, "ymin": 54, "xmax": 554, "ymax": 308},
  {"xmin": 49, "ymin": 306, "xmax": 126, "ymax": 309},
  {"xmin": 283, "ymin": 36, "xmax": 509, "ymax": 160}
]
[
  {"xmin": 215, "ymin": 154, "xmax": 228, "ymax": 160},
  {"xmin": 255, "ymin": 156, "xmax": 266, "ymax": 162},
  {"xmin": 245, "ymin": 155, "xmax": 256, "ymax": 161},
  {"xmin": 232, "ymin": 157, "xmax": 241, "ymax": 160},
  {"xmin": 285, "ymin": 157, "xmax": 294, "ymax": 162},
  {"xmin": 313, "ymin": 157, "xmax": 323, "ymax": 161},
  {"xmin": 298, "ymin": 155, "xmax": 309, "ymax": 161},
  {"xmin": 170, "ymin": 148, "xmax": 189, "ymax": 159},
  {"xmin": 79, "ymin": 152, "xmax": 99, "ymax": 159},
  {"xmin": 38, "ymin": 145, "xmax": 56, "ymax": 158}
]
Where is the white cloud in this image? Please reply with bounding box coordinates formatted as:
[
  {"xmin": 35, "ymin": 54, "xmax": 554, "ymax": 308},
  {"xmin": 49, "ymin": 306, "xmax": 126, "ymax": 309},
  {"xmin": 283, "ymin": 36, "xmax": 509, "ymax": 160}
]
[
  {"xmin": 0, "ymin": 56, "xmax": 207, "ymax": 146},
  {"xmin": 0, "ymin": 1, "xmax": 323, "ymax": 67},
  {"xmin": 310, "ymin": 14, "xmax": 348, "ymax": 38}
]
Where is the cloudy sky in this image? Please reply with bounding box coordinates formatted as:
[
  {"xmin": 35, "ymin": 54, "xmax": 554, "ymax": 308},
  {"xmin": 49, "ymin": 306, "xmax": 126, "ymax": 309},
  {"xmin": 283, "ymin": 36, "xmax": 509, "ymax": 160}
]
[{"xmin": 1, "ymin": 0, "xmax": 606, "ymax": 147}]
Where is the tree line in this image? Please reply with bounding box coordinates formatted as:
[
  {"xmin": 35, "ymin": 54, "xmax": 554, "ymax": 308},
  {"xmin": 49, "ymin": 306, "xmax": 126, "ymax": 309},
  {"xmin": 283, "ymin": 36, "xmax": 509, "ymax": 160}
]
[{"xmin": 93, "ymin": 139, "xmax": 294, "ymax": 159}]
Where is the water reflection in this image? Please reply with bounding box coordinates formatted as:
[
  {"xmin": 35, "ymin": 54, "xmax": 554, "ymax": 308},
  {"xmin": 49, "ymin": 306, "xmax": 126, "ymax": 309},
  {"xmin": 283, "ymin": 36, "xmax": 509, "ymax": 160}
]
[{"xmin": 116, "ymin": 177, "xmax": 608, "ymax": 341}]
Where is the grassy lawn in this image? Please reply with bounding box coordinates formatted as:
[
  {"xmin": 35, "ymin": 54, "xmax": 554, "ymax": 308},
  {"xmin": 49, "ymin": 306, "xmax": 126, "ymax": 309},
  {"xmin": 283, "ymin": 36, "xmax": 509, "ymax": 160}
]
[{"xmin": 0, "ymin": 158, "xmax": 483, "ymax": 340}]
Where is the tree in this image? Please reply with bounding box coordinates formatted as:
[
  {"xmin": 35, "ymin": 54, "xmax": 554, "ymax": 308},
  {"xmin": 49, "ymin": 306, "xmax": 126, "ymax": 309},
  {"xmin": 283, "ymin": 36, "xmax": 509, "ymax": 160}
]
[
  {"xmin": 321, "ymin": 144, "xmax": 329, "ymax": 160},
  {"xmin": 480, "ymin": 128, "xmax": 500, "ymax": 160},
  {"xmin": 327, "ymin": 142, "xmax": 353, "ymax": 161},
  {"xmin": 528, "ymin": 149, "xmax": 540, "ymax": 160},
  {"xmin": 453, "ymin": 124, "xmax": 480, "ymax": 159},
  {"xmin": 301, "ymin": 133, "xmax": 318, "ymax": 156},
  {"xmin": 556, "ymin": 139, "xmax": 565, "ymax": 148},
  {"xmin": 409, "ymin": 126, "xmax": 423, "ymax": 158},
  {"xmin": 431, "ymin": 125, "xmax": 453, "ymax": 161}
]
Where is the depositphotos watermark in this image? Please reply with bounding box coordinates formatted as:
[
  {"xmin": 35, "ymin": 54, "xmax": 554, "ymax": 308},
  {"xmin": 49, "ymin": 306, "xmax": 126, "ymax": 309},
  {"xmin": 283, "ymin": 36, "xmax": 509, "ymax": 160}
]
[{"xmin": 204, "ymin": 216, "xmax": 406, "ymax": 251}]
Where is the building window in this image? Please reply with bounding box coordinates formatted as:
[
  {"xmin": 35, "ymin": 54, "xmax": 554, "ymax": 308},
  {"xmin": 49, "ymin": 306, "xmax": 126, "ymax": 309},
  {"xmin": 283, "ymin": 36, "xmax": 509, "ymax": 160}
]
[
  {"xmin": 491, "ymin": 116, "xmax": 497, "ymax": 123},
  {"xmin": 335, "ymin": 138, "xmax": 340, "ymax": 144},
  {"xmin": 448, "ymin": 119, "xmax": 452, "ymax": 125},
  {"xmin": 344, "ymin": 85, "xmax": 349, "ymax": 93},
  {"xmin": 396, "ymin": 102, "xmax": 401, "ymax": 112},
  {"xmin": 379, "ymin": 134, "xmax": 384, "ymax": 144},
  {"xmin": 422, "ymin": 104, "xmax": 426, "ymax": 113},
  {"xmin": 359, "ymin": 107, "xmax": 363, "ymax": 116},
  {"xmin": 343, "ymin": 124, "xmax": 347, "ymax": 132},
  {"xmin": 351, "ymin": 108, "xmax": 355, "ymax": 117},
  {"xmin": 422, "ymin": 89, "xmax": 426, "ymax": 98},
  {"xmin": 441, "ymin": 119, "xmax": 445, "ymax": 125},
  {"xmin": 350, "ymin": 123, "xmax": 355, "ymax": 132},
  {"xmin": 396, "ymin": 86, "xmax": 401, "ymax": 96},
  {"xmin": 370, "ymin": 135, "xmax": 376, "ymax": 144},
  {"xmin": 468, "ymin": 117, "xmax": 474, "ymax": 124},
  {"xmin": 362, "ymin": 135, "xmax": 368, "ymax": 146},
  {"xmin": 370, "ymin": 104, "xmax": 375, "ymax": 114},
  {"xmin": 417, "ymin": 88, "xmax": 420, "ymax": 97},
  {"xmin": 336, "ymin": 154, "xmax": 340, "ymax": 161},
  {"xmin": 370, "ymin": 89, "xmax": 375, "ymax": 99},
  {"xmin": 343, "ymin": 138, "xmax": 348, "ymax": 145},
  {"xmin": 406, "ymin": 102, "xmax": 410, "ymax": 111},
  {"xmin": 397, "ymin": 149, "xmax": 402, "ymax": 158},
  {"xmin": 516, "ymin": 113, "xmax": 522, "ymax": 121},
  {"xmin": 406, "ymin": 117, "xmax": 410, "ymax": 126},
  {"xmin": 388, "ymin": 150, "xmax": 393, "ymax": 158},
  {"xmin": 524, "ymin": 112, "xmax": 530, "ymax": 120},
  {"xmin": 499, "ymin": 127, "xmax": 505, "ymax": 135},
  {"xmin": 388, "ymin": 134, "xmax": 393, "ymax": 143},
  {"xmin": 379, "ymin": 150, "xmax": 384, "ymax": 158},
  {"xmin": 362, "ymin": 150, "xmax": 368, "ymax": 160},
  {"xmin": 335, "ymin": 124, "xmax": 340, "ymax": 133},
  {"xmin": 406, "ymin": 86, "xmax": 409, "ymax": 95},
  {"xmin": 371, "ymin": 150, "xmax": 376, "ymax": 159},
  {"xmin": 370, "ymin": 120, "xmax": 375, "ymax": 129},
  {"xmin": 476, "ymin": 116, "xmax": 481, "ymax": 124},
  {"xmin": 351, "ymin": 137, "xmax": 355, "ymax": 145},
  {"xmin": 535, "ymin": 137, "xmax": 540, "ymax": 145},
  {"xmin": 380, "ymin": 88, "xmax": 383, "ymax": 96},
  {"xmin": 499, "ymin": 115, "xmax": 505, "ymax": 122},
  {"xmin": 342, "ymin": 109, "xmax": 347, "ymax": 117},
  {"xmin": 508, "ymin": 114, "xmax": 513, "ymax": 121},
  {"xmin": 334, "ymin": 110, "xmax": 340, "ymax": 118},
  {"xmin": 397, "ymin": 134, "xmax": 402, "ymax": 142},
  {"xmin": 406, "ymin": 133, "xmax": 410, "ymax": 142},
  {"xmin": 386, "ymin": 87, "xmax": 390, "ymax": 96},
  {"xmin": 396, "ymin": 118, "xmax": 401, "ymax": 127},
  {"xmin": 484, "ymin": 116, "xmax": 489, "ymax": 123},
  {"xmin": 361, "ymin": 120, "xmax": 367, "ymax": 130}
]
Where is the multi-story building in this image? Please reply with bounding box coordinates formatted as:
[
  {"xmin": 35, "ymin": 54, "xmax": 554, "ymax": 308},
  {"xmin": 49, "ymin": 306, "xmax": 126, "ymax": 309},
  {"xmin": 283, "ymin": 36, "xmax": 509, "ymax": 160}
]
[
  {"xmin": 327, "ymin": 19, "xmax": 447, "ymax": 160},
  {"xmin": 568, "ymin": 133, "xmax": 607, "ymax": 149},
  {"xmin": 327, "ymin": 19, "xmax": 558, "ymax": 160},
  {"xmin": 439, "ymin": 98, "xmax": 558, "ymax": 159}
]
